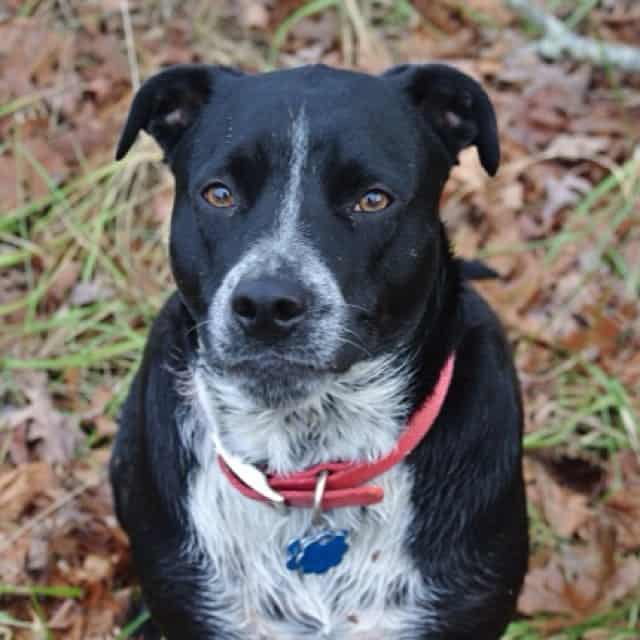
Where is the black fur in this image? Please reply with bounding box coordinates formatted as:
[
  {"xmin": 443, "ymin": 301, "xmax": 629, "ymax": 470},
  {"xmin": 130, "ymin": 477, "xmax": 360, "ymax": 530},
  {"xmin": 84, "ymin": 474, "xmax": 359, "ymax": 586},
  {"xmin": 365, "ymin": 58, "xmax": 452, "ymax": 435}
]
[{"xmin": 111, "ymin": 63, "xmax": 528, "ymax": 639}]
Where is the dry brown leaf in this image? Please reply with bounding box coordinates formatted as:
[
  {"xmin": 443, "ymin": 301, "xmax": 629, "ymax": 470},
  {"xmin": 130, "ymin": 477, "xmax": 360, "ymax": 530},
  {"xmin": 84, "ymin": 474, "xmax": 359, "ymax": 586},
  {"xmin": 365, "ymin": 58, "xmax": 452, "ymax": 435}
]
[
  {"xmin": 84, "ymin": 604, "xmax": 118, "ymax": 639},
  {"xmin": 22, "ymin": 136, "xmax": 71, "ymax": 193},
  {"xmin": 562, "ymin": 305, "xmax": 626, "ymax": 357},
  {"xmin": 69, "ymin": 279, "xmax": 115, "ymax": 306},
  {"xmin": 533, "ymin": 462, "xmax": 594, "ymax": 538},
  {"xmin": 0, "ymin": 462, "xmax": 55, "ymax": 521},
  {"xmin": 519, "ymin": 525, "xmax": 640, "ymax": 618},
  {"xmin": 518, "ymin": 559, "xmax": 575, "ymax": 616},
  {"xmin": 540, "ymin": 173, "xmax": 591, "ymax": 223},
  {"xmin": 0, "ymin": 536, "xmax": 30, "ymax": 584},
  {"xmin": 544, "ymin": 135, "xmax": 610, "ymax": 161},
  {"xmin": 604, "ymin": 471, "xmax": 640, "ymax": 552},
  {"xmin": 82, "ymin": 554, "xmax": 112, "ymax": 582},
  {"xmin": 46, "ymin": 258, "xmax": 82, "ymax": 306},
  {"xmin": 17, "ymin": 371, "xmax": 79, "ymax": 464},
  {"xmin": 25, "ymin": 534, "xmax": 48, "ymax": 576},
  {"xmin": 412, "ymin": 0, "xmax": 467, "ymax": 34},
  {"xmin": 603, "ymin": 555, "xmax": 640, "ymax": 606},
  {"xmin": 48, "ymin": 599, "xmax": 79, "ymax": 631},
  {"xmin": 238, "ymin": 0, "xmax": 270, "ymax": 30},
  {"xmin": 465, "ymin": 0, "xmax": 512, "ymax": 25}
]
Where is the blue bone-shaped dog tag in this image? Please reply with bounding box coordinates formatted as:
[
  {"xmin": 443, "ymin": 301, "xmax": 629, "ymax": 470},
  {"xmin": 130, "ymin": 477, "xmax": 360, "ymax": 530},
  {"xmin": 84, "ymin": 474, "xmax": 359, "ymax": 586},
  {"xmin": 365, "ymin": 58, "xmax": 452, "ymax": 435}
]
[{"xmin": 286, "ymin": 529, "xmax": 349, "ymax": 574}]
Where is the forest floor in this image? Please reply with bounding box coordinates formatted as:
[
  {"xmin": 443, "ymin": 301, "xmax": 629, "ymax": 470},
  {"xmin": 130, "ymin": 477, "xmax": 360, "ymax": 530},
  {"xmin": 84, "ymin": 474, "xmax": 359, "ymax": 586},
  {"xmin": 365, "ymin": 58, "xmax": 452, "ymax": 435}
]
[{"xmin": 0, "ymin": 1, "xmax": 639, "ymax": 638}]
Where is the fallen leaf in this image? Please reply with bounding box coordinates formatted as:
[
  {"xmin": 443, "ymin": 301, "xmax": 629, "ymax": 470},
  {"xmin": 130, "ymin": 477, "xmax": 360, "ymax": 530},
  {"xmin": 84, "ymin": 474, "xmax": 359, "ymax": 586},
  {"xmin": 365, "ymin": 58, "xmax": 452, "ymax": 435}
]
[
  {"xmin": 518, "ymin": 524, "xmax": 640, "ymax": 618},
  {"xmin": 70, "ymin": 280, "xmax": 114, "ymax": 306},
  {"xmin": 46, "ymin": 258, "xmax": 82, "ymax": 306},
  {"xmin": 518, "ymin": 558, "xmax": 575, "ymax": 616},
  {"xmin": 533, "ymin": 461, "xmax": 594, "ymax": 538},
  {"xmin": 539, "ymin": 173, "xmax": 591, "ymax": 227},
  {"xmin": 26, "ymin": 534, "xmax": 48, "ymax": 572},
  {"xmin": 544, "ymin": 135, "xmax": 610, "ymax": 161},
  {"xmin": 604, "ymin": 453, "xmax": 640, "ymax": 551},
  {"xmin": 603, "ymin": 554, "xmax": 640, "ymax": 606},
  {"xmin": 20, "ymin": 372, "xmax": 79, "ymax": 464},
  {"xmin": 241, "ymin": 2, "xmax": 270, "ymax": 30},
  {"xmin": 0, "ymin": 462, "xmax": 55, "ymax": 521}
]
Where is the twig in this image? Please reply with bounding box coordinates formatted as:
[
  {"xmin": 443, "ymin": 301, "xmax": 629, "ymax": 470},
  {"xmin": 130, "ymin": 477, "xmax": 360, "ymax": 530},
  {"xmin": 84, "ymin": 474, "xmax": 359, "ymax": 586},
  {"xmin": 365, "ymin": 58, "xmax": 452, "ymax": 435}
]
[
  {"xmin": 120, "ymin": 0, "xmax": 140, "ymax": 91},
  {"xmin": 507, "ymin": 0, "xmax": 640, "ymax": 72}
]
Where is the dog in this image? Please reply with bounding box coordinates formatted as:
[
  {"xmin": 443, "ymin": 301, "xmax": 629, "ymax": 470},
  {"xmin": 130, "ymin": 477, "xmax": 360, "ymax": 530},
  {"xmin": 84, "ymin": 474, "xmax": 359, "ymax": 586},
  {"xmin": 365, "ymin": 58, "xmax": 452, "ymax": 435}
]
[{"xmin": 110, "ymin": 62, "xmax": 528, "ymax": 640}]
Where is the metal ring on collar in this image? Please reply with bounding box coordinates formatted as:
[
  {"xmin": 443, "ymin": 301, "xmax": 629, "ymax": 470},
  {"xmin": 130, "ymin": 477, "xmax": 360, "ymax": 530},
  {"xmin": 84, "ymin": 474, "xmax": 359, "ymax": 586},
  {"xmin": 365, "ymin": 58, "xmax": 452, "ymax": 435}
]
[{"xmin": 311, "ymin": 470, "xmax": 329, "ymax": 525}]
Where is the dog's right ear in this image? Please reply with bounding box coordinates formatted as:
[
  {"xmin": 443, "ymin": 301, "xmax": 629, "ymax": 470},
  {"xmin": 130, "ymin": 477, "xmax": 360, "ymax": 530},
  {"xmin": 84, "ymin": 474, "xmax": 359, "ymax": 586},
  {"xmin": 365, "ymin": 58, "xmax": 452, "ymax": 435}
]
[{"xmin": 116, "ymin": 65, "xmax": 237, "ymax": 161}]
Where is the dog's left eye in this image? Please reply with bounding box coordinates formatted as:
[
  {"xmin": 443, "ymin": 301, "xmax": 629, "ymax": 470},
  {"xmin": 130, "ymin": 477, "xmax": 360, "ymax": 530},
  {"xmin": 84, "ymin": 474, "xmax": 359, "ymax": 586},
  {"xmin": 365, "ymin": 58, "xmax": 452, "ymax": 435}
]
[
  {"xmin": 202, "ymin": 182, "xmax": 235, "ymax": 208},
  {"xmin": 354, "ymin": 189, "xmax": 392, "ymax": 213}
]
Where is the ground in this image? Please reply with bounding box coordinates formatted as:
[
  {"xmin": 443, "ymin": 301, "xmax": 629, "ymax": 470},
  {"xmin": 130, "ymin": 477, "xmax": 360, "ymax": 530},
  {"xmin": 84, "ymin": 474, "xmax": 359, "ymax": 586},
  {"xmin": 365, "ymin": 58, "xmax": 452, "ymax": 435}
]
[{"xmin": 0, "ymin": 1, "xmax": 639, "ymax": 638}]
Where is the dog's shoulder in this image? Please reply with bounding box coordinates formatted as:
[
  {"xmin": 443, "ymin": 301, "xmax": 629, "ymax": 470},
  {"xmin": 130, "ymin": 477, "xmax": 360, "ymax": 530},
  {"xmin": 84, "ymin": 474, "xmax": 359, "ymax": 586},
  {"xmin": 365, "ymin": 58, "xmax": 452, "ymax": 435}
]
[
  {"xmin": 110, "ymin": 292, "xmax": 196, "ymax": 531},
  {"xmin": 407, "ymin": 283, "xmax": 528, "ymax": 636},
  {"xmin": 456, "ymin": 280, "xmax": 518, "ymax": 377}
]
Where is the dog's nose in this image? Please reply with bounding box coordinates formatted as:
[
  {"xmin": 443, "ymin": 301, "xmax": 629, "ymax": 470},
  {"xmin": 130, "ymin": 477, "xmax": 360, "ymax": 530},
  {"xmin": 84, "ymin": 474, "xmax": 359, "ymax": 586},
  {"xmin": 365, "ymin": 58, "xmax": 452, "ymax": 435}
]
[{"xmin": 231, "ymin": 277, "xmax": 308, "ymax": 338}]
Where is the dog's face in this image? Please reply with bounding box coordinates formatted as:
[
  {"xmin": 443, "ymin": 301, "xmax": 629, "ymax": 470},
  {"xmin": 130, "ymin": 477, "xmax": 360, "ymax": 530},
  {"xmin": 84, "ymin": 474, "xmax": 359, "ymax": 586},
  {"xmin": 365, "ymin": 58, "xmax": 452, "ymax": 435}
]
[{"xmin": 117, "ymin": 64, "xmax": 498, "ymax": 407}]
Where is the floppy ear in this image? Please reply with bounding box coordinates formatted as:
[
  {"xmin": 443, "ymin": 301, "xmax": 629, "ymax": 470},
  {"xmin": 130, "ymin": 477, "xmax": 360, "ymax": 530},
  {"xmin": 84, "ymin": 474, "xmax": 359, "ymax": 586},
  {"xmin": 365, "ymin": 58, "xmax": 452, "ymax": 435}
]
[
  {"xmin": 116, "ymin": 65, "xmax": 238, "ymax": 161},
  {"xmin": 384, "ymin": 64, "xmax": 500, "ymax": 176}
]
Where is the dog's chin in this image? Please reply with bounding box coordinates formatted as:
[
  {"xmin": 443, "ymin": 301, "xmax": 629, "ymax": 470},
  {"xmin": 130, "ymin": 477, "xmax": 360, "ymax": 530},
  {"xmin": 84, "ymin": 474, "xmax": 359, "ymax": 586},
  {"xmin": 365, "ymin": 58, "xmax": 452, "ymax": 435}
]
[{"xmin": 224, "ymin": 358, "xmax": 337, "ymax": 409}]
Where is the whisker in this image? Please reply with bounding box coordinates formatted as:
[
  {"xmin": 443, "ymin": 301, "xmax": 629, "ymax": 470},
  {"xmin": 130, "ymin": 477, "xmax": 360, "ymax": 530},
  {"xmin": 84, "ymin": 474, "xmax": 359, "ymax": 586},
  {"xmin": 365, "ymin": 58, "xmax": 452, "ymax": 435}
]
[
  {"xmin": 187, "ymin": 319, "xmax": 212, "ymax": 337},
  {"xmin": 336, "ymin": 331, "xmax": 374, "ymax": 358},
  {"xmin": 343, "ymin": 302, "xmax": 371, "ymax": 315}
]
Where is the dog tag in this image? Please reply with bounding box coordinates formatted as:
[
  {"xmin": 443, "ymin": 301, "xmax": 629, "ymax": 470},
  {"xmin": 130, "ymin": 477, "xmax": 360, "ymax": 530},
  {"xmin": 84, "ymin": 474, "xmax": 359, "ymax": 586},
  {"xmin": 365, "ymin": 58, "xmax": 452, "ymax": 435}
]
[{"xmin": 286, "ymin": 529, "xmax": 349, "ymax": 574}]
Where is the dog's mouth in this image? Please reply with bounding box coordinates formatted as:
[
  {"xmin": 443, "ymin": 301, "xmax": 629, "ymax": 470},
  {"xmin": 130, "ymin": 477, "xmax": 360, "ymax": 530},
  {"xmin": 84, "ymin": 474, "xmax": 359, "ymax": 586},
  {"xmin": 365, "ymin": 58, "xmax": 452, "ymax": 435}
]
[
  {"xmin": 227, "ymin": 354, "xmax": 335, "ymax": 390},
  {"xmin": 212, "ymin": 352, "xmax": 346, "ymax": 408},
  {"xmin": 227, "ymin": 354, "xmax": 340, "ymax": 376}
]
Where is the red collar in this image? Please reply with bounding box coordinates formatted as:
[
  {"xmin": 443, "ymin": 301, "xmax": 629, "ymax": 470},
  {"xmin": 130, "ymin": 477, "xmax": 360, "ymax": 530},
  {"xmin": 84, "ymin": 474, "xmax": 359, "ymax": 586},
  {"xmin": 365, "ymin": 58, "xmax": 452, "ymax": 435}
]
[{"xmin": 218, "ymin": 354, "xmax": 455, "ymax": 511}]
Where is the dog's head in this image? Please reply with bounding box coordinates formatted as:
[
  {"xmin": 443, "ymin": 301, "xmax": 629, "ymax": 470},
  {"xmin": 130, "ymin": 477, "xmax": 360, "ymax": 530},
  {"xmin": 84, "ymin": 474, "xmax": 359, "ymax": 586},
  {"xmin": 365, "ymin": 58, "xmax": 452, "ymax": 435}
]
[{"xmin": 117, "ymin": 64, "xmax": 498, "ymax": 407}]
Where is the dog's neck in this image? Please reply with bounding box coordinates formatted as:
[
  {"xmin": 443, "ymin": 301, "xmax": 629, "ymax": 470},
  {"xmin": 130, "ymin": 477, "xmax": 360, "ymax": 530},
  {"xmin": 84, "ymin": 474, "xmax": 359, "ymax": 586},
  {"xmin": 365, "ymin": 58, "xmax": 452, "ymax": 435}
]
[
  {"xmin": 191, "ymin": 353, "xmax": 411, "ymax": 475},
  {"xmin": 407, "ymin": 224, "xmax": 463, "ymax": 403}
]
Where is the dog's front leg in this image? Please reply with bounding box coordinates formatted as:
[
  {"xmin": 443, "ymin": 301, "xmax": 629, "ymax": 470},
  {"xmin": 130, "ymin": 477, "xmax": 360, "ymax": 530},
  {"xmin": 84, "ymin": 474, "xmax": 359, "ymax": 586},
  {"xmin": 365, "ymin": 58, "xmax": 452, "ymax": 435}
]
[{"xmin": 131, "ymin": 537, "xmax": 227, "ymax": 640}]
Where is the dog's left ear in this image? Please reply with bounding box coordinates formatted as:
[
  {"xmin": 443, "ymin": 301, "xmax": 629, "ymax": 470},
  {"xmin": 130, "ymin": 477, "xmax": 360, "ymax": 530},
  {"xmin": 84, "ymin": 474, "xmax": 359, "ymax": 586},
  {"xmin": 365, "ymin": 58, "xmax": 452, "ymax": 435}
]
[{"xmin": 384, "ymin": 64, "xmax": 500, "ymax": 176}]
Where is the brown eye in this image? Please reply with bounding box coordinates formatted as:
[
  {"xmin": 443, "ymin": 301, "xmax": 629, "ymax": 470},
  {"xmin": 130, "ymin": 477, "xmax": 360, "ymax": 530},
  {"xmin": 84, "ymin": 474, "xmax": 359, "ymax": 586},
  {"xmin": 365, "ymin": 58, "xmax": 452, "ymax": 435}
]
[
  {"xmin": 354, "ymin": 189, "xmax": 392, "ymax": 213},
  {"xmin": 202, "ymin": 182, "xmax": 234, "ymax": 208}
]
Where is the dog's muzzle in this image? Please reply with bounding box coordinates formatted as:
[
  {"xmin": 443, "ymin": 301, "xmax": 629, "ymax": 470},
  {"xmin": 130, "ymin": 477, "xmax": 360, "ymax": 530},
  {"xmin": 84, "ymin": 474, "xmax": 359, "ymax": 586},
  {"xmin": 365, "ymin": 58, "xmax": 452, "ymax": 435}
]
[{"xmin": 205, "ymin": 240, "xmax": 348, "ymax": 407}]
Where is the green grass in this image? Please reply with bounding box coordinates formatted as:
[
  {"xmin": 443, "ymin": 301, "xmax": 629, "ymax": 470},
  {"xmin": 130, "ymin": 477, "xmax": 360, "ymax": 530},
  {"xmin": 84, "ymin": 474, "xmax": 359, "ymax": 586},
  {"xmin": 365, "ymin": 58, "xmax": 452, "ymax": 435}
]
[
  {"xmin": 523, "ymin": 357, "xmax": 637, "ymax": 454},
  {"xmin": 114, "ymin": 610, "xmax": 151, "ymax": 640},
  {"xmin": 0, "ymin": 585, "xmax": 83, "ymax": 598},
  {"xmin": 1, "ymin": 138, "xmax": 171, "ymax": 414},
  {"xmin": 0, "ymin": 584, "xmax": 83, "ymax": 639}
]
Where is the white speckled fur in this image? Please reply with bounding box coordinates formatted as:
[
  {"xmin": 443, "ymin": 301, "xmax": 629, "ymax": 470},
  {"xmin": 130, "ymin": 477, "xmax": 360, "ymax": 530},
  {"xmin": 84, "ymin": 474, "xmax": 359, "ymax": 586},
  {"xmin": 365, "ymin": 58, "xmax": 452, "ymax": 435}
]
[
  {"xmin": 178, "ymin": 357, "xmax": 441, "ymax": 639},
  {"xmin": 277, "ymin": 107, "xmax": 308, "ymax": 242}
]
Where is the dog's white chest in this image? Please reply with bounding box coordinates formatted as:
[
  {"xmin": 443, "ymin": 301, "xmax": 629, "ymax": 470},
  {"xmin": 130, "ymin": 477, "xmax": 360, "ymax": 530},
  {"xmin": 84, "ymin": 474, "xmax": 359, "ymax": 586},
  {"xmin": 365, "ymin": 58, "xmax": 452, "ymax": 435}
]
[
  {"xmin": 186, "ymin": 442, "xmax": 436, "ymax": 639},
  {"xmin": 181, "ymin": 357, "xmax": 441, "ymax": 638}
]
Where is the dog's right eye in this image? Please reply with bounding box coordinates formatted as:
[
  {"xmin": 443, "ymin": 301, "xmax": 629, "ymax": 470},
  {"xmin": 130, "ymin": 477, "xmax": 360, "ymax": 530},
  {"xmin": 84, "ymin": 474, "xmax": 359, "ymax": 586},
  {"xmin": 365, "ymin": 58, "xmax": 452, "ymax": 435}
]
[
  {"xmin": 202, "ymin": 182, "xmax": 235, "ymax": 208},
  {"xmin": 354, "ymin": 189, "xmax": 392, "ymax": 213}
]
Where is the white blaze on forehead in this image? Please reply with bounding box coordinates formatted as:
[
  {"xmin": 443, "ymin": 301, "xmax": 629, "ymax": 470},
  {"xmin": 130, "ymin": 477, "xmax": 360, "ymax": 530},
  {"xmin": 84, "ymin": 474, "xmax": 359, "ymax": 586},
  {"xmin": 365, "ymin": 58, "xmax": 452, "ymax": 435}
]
[
  {"xmin": 207, "ymin": 104, "xmax": 346, "ymax": 363},
  {"xmin": 278, "ymin": 108, "xmax": 309, "ymax": 241}
]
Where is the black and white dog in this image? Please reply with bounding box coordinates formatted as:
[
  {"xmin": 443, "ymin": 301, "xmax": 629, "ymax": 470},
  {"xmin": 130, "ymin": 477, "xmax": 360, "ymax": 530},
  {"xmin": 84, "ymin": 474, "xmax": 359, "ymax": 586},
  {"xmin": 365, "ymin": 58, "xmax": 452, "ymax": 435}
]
[{"xmin": 110, "ymin": 63, "xmax": 528, "ymax": 639}]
